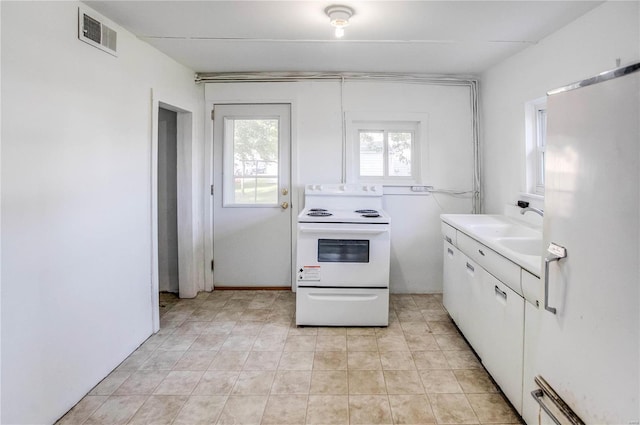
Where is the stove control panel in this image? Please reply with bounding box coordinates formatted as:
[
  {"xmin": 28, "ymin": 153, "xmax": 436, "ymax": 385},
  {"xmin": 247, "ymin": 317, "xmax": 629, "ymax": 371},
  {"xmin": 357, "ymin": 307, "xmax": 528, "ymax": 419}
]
[{"xmin": 305, "ymin": 183, "xmax": 382, "ymax": 195}]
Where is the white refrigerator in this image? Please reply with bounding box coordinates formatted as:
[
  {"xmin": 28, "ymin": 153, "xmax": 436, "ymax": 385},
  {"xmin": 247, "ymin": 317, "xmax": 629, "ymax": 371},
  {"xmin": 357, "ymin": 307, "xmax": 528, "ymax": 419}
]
[{"xmin": 523, "ymin": 63, "xmax": 639, "ymax": 424}]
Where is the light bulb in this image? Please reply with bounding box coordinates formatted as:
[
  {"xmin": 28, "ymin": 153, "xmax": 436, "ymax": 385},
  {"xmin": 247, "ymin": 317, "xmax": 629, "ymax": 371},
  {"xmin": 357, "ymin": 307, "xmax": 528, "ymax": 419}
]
[{"xmin": 335, "ymin": 27, "xmax": 345, "ymax": 38}]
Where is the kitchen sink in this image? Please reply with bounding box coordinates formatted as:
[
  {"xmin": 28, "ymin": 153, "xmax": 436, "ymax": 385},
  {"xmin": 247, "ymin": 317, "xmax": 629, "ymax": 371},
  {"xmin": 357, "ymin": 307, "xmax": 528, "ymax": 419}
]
[
  {"xmin": 441, "ymin": 213, "xmax": 543, "ymax": 276},
  {"xmin": 495, "ymin": 237, "xmax": 542, "ymax": 256},
  {"xmin": 468, "ymin": 223, "xmax": 540, "ymax": 239}
]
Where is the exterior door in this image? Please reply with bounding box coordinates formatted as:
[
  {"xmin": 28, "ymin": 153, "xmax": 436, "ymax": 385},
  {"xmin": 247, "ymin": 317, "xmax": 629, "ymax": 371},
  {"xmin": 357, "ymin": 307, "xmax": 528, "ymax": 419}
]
[{"xmin": 212, "ymin": 104, "xmax": 292, "ymax": 287}]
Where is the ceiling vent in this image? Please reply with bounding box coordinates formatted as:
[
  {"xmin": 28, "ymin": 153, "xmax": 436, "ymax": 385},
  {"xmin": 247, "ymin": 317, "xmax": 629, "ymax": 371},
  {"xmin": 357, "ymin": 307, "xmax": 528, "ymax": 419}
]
[{"xmin": 78, "ymin": 7, "xmax": 117, "ymax": 56}]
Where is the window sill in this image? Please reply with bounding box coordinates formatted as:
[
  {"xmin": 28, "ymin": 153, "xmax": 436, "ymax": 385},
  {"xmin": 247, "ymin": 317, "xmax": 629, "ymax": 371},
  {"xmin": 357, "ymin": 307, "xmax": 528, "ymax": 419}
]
[
  {"xmin": 383, "ymin": 185, "xmax": 432, "ymax": 196},
  {"xmin": 518, "ymin": 192, "xmax": 544, "ymax": 203}
]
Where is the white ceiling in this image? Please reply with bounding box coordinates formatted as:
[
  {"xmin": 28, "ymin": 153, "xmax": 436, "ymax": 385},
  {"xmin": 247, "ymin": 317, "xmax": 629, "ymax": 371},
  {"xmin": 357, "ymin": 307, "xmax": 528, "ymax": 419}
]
[{"xmin": 86, "ymin": 1, "xmax": 603, "ymax": 75}]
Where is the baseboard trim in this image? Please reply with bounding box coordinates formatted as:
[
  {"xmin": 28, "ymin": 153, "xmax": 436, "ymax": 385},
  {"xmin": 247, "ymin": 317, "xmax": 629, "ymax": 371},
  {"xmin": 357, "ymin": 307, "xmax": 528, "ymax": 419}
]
[{"xmin": 213, "ymin": 286, "xmax": 292, "ymax": 291}]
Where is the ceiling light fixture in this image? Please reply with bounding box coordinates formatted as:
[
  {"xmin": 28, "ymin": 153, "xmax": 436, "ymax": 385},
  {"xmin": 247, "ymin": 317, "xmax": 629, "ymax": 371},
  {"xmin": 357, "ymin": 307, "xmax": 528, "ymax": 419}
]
[{"xmin": 325, "ymin": 5, "xmax": 354, "ymax": 39}]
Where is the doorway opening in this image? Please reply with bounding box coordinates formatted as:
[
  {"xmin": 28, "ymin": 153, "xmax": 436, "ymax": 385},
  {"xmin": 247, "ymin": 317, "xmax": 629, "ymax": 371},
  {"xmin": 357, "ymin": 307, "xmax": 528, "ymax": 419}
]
[
  {"xmin": 158, "ymin": 107, "xmax": 179, "ymax": 294},
  {"xmin": 151, "ymin": 100, "xmax": 196, "ymax": 333}
]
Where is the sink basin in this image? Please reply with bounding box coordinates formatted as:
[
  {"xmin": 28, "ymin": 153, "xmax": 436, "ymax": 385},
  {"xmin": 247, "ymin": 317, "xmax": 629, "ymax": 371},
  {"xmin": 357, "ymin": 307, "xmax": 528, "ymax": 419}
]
[
  {"xmin": 495, "ymin": 237, "xmax": 542, "ymax": 256},
  {"xmin": 442, "ymin": 214, "xmax": 541, "ymax": 239},
  {"xmin": 468, "ymin": 223, "xmax": 540, "ymax": 238}
]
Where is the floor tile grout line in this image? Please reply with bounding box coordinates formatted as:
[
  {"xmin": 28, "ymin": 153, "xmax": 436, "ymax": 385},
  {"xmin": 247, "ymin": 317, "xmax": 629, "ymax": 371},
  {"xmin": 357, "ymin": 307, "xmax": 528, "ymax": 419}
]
[{"xmin": 65, "ymin": 292, "xmax": 519, "ymax": 425}]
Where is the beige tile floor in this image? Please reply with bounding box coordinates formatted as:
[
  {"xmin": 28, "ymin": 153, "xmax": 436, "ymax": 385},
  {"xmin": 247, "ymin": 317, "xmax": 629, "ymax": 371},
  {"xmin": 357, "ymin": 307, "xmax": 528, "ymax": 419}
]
[{"xmin": 56, "ymin": 290, "xmax": 523, "ymax": 425}]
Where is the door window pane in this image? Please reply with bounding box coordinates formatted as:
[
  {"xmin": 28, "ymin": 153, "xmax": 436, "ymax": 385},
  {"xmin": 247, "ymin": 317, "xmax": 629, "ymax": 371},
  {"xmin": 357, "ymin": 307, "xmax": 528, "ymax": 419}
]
[
  {"xmin": 228, "ymin": 118, "xmax": 279, "ymax": 204},
  {"xmin": 359, "ymin": 131, "xmax": 384, "ymax": 176}
]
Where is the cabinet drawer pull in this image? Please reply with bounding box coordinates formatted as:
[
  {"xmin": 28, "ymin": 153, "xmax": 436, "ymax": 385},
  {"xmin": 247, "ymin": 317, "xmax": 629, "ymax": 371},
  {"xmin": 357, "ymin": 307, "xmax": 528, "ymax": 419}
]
[
  {"xmin": 494, "ymin": 285, "xmax": 507, "ymax": 299},
  {"xmin": 466, "ymin": 262, "xmax": 475, "ymax": 272},
  {"xmin": 447, "ymin": 248, "xmax": 454, "ymax": 255},
  {"xmin": 445, "ymin": 236, "xmax": 452, "ymax": 244},
  {"xmin": 478, "ymin": 249, "xmax": 485, "ymax": 256}
]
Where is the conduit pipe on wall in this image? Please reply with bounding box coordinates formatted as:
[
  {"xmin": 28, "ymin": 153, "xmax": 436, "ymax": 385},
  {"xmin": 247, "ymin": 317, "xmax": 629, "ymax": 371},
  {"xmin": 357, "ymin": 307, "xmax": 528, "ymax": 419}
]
[
  {"xmin": 196, "ymin": 71, "xmax": 482, "ymax": 213},
  {"xmin": 340, "ymin": 75, "xmax": 347, "ymax": 183}
]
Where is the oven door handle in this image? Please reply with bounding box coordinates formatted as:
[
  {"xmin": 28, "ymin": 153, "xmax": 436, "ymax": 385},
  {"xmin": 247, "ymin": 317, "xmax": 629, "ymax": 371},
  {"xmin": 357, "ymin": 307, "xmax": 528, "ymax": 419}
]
[
  {"xmin": 308, "ymin": 293, "xmax": 380, "ymax": 302},
  {"xmin": 299, "ymin": 227, "xmax": 388, "ymax": 235}
]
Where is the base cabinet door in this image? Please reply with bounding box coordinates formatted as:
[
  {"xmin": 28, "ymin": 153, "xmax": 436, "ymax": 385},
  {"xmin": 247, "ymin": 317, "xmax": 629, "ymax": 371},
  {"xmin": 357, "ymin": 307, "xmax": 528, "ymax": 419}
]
[
  {"xmin": 522, "ymin": 301, "xmax": 541, "ymax": 425},
  {"xmin": 481, "ymin": 271, "xmax": 525, "ymax": 413},
  {"xmin": 442, "ymin": 242, "xmax": 462, "ymax": 323},
  {"xmin": 459, "ymin": 255, "xmax": 486, "ymax": 360}
]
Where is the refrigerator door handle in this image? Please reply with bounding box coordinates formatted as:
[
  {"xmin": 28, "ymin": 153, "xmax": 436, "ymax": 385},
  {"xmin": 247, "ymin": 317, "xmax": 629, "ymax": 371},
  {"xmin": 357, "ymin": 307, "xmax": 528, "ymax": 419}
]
[
  {"xmin": 544, "ymin": 244, "xmax": 567, "ymax": 314},
  {"xmin": 544, "ymin": 254, "xmax": 562, "ymax": 314}
]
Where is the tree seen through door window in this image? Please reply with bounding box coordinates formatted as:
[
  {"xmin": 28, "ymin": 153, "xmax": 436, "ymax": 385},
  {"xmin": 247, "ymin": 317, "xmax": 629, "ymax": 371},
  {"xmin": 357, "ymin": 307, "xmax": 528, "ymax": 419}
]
[{"xmin": 232, "ymin": 118, "xmax": 279, "ymax": 204}]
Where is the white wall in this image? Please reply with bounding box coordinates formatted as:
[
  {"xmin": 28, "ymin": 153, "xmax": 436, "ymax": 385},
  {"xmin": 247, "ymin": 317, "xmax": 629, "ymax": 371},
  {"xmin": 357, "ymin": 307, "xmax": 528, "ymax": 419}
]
[
  {"xmin": 481, "ymin": 1, "xmax": 640, "ymax": 213},
  {"xmin": 1, "ymin": 2, "xmax": 203, "ymax": 423},
  {"xmin": 205, "ymin": 80, "xmax": 474, "ymax": 294},
  {"xmin": 0, "ymin": 2, "xmax": 3, "ymax": 420},
  {"xmin": 344, "ymin": 82, "xmax": 474, "ymax": 293}
]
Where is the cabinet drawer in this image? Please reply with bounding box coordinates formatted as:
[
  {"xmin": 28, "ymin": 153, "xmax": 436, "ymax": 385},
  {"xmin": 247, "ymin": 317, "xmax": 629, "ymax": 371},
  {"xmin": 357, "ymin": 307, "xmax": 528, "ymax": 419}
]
[
  {"xmin": 296, "ymin": 287, "xmax": 389, "ymax": 326},
  {"xmin": 521, "ymin": 269, "xmax": 541, "ymax": 307},
  {"xmin": 457, "ymin": 231, "xmax": 522, "ymax": 296},
  {"xmin": 441, "ymin": 222, "xmax": 457, "ymax": 246}
]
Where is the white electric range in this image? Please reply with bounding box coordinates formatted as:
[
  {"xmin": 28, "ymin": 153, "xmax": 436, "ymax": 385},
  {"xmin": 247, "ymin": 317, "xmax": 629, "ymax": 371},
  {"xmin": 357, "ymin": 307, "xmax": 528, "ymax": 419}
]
[{"xmin": 296, "ymin": 184, "xmax": 390, "ymax": 326}]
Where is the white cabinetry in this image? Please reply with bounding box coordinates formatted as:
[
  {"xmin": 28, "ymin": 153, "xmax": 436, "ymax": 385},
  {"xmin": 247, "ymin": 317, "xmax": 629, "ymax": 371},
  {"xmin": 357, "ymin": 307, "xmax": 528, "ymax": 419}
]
[
  {"xmin": 441, "ymin": 222, "xmax": 525, "ymax": 414},
  {"xmin": 481, "ymin": 272, "xmax": 524, "ymax": 413},
  {"xmin": 442, "ymin": 241, "xmax": 462, "ymax": 323},
  {"xmin": 522, "ymin": 298, "xmax": 541, "ymax": 425},
  {"xmin": 457, "ymin": 231, "xmax": 522, "ymax": 295},
  {"xmin": 460, "ymin": 256, "xmax": 486, "ymax": 359}
]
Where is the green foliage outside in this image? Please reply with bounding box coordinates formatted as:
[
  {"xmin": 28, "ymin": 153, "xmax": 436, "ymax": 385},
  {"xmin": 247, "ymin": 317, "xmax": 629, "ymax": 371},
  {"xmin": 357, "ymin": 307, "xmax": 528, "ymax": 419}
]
[{"xmin": 232, "ymin": 119, "xmax": 279, "ymax": 204}]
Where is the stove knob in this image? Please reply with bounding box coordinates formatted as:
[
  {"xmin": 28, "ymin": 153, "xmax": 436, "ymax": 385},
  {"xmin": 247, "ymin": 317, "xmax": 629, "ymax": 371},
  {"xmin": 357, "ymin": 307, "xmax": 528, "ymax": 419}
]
[
  {"xmin": 370, "ymin": 186, "xmax": 377, "ymax": 192},
  {"xmin": 340, "ymin": 184, "xmax": 346, "ymax": 191},
  {"xmin": 316, "ymin": 185, "xmax": 323, "ymax": 191},
  {"xmin": 362, "ymin": 185, "xmax": 368, "ymax": 191}
]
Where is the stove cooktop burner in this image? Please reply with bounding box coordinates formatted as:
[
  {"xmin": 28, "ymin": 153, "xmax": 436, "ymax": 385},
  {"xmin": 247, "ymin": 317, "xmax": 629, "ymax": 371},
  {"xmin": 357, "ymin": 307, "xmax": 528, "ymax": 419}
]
[
  {"xmin": 307, "ymin": 211, "xmax": 332, "ymax": 217},
  {"xmin": 300, "ymin": 206, "xmax": 389, "ymax": 223}
]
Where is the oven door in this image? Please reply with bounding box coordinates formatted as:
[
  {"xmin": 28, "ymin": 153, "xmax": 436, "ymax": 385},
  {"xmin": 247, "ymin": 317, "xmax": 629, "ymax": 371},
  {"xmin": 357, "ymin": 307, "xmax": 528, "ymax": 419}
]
[{"xmin": 296, "ymin": 222, "xmax": 390, "ymax": 288}]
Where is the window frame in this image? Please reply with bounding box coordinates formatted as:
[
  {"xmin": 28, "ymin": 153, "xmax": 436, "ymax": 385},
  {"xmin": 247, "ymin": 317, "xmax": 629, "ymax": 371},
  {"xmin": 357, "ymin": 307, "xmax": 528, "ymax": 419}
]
[
  {"xmin": 356, "ymin": 124, "xmax": 416, "ymax": 181},
  {"xmin": 525, "ymin": 97, "xmax": 547, "ymax": 196},
  {"xmin": 345, "ymin": 112, "xmax": 426, "ymax": 185}
]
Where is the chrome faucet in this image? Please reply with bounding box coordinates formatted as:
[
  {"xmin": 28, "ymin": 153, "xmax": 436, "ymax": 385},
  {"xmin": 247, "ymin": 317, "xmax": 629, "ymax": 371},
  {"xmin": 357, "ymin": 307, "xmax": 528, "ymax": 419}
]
[{"xmin": 520, "ymin": 207, "xmax": 544, "ymax": 217}]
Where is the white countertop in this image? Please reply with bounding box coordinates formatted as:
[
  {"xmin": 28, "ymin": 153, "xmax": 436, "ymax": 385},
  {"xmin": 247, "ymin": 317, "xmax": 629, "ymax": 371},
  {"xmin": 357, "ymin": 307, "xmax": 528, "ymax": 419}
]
[{"xmin": 441, "ymin": 213, "xmax": 543, "ymax": 277}]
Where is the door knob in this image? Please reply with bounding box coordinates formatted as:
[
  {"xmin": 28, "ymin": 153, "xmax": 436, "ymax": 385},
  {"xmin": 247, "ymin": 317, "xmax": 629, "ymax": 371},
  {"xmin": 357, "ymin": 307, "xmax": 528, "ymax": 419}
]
[
  {"xmin": 281, "ymin": 201, "xmax": 289, "ymax": 209},
  {"xmin": 282, "ymin": 188, "xmax": 289, "ymax": 195}
]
